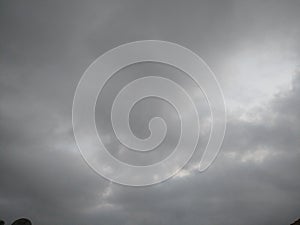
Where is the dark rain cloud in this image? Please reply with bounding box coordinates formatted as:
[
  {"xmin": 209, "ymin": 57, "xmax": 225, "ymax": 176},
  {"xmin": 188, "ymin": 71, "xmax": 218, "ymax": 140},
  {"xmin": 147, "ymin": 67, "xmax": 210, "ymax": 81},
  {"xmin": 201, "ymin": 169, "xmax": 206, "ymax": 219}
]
[{"xmin": 0, "ymin": 0, "xmax": 300, "ymax": 225}]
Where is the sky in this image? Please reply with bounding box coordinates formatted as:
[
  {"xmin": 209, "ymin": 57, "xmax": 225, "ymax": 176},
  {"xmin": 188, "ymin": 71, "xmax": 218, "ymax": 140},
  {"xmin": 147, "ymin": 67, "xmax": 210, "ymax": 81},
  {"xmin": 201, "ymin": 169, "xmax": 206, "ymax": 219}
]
[{"xmin": 0, "ymin": 0, "xmax": 300, "ymax": 224}]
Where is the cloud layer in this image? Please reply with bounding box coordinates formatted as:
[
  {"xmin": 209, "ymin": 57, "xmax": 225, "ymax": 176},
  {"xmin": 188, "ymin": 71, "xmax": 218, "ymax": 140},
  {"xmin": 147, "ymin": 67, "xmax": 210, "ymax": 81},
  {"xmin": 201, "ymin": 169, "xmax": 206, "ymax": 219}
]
[{"xmin": 1, "ymin": 0, "xmax": 300, "ymax": 224}]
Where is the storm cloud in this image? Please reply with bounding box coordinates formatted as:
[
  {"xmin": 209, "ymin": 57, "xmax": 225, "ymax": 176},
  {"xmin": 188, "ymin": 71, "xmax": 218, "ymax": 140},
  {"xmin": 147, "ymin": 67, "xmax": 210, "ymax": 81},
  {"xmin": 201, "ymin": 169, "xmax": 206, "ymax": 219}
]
[{"xmin": 1, "ymin": 0, "xmax": 300, "ymax": 224}]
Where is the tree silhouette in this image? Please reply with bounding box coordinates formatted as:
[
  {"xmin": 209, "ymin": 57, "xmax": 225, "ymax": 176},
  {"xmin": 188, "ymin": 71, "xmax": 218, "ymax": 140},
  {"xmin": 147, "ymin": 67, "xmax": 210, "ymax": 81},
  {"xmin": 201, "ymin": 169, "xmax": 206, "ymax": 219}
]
[
  {"xmin": 11, "ymin": 218, "xmax": 31, "ymax": 225},
  {"xmin": 291, "ymin": 218, "xmax": 300, "ymax": 225}
]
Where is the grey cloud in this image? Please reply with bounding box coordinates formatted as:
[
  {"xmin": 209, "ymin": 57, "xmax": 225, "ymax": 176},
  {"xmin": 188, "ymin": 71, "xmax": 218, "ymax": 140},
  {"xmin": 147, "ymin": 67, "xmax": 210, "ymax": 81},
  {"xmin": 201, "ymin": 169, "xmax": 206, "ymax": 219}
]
[
  {"xmin": 95, "ymin": 71, "xmax": 300, "ymax": 225},
  {"xmin": 1, "ymin": 0, "xmax": 300, "ymax": 225}
]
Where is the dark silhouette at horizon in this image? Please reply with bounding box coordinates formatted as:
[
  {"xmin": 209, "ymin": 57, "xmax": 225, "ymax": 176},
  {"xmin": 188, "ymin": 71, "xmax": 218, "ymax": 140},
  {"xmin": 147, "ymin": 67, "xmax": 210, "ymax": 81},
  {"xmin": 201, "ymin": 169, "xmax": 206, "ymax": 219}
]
[
  {"xmin": 0, "ymin": 218, "xmax": 31, "ymax": 225},
  {"xmin": 1, "ymin": 217, "xmax": 300, "ymax": 225},
  {"xmin": 291, "ymin": 218, "xmax": 300, "ymax": 225}
]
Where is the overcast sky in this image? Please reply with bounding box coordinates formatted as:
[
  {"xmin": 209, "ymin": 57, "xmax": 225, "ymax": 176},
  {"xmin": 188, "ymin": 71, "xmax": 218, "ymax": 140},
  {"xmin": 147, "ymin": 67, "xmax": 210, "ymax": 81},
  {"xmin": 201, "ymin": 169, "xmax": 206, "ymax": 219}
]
[{"xmin": 1, "ymin": 0, "xmax": 300, "ymax": 224}]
